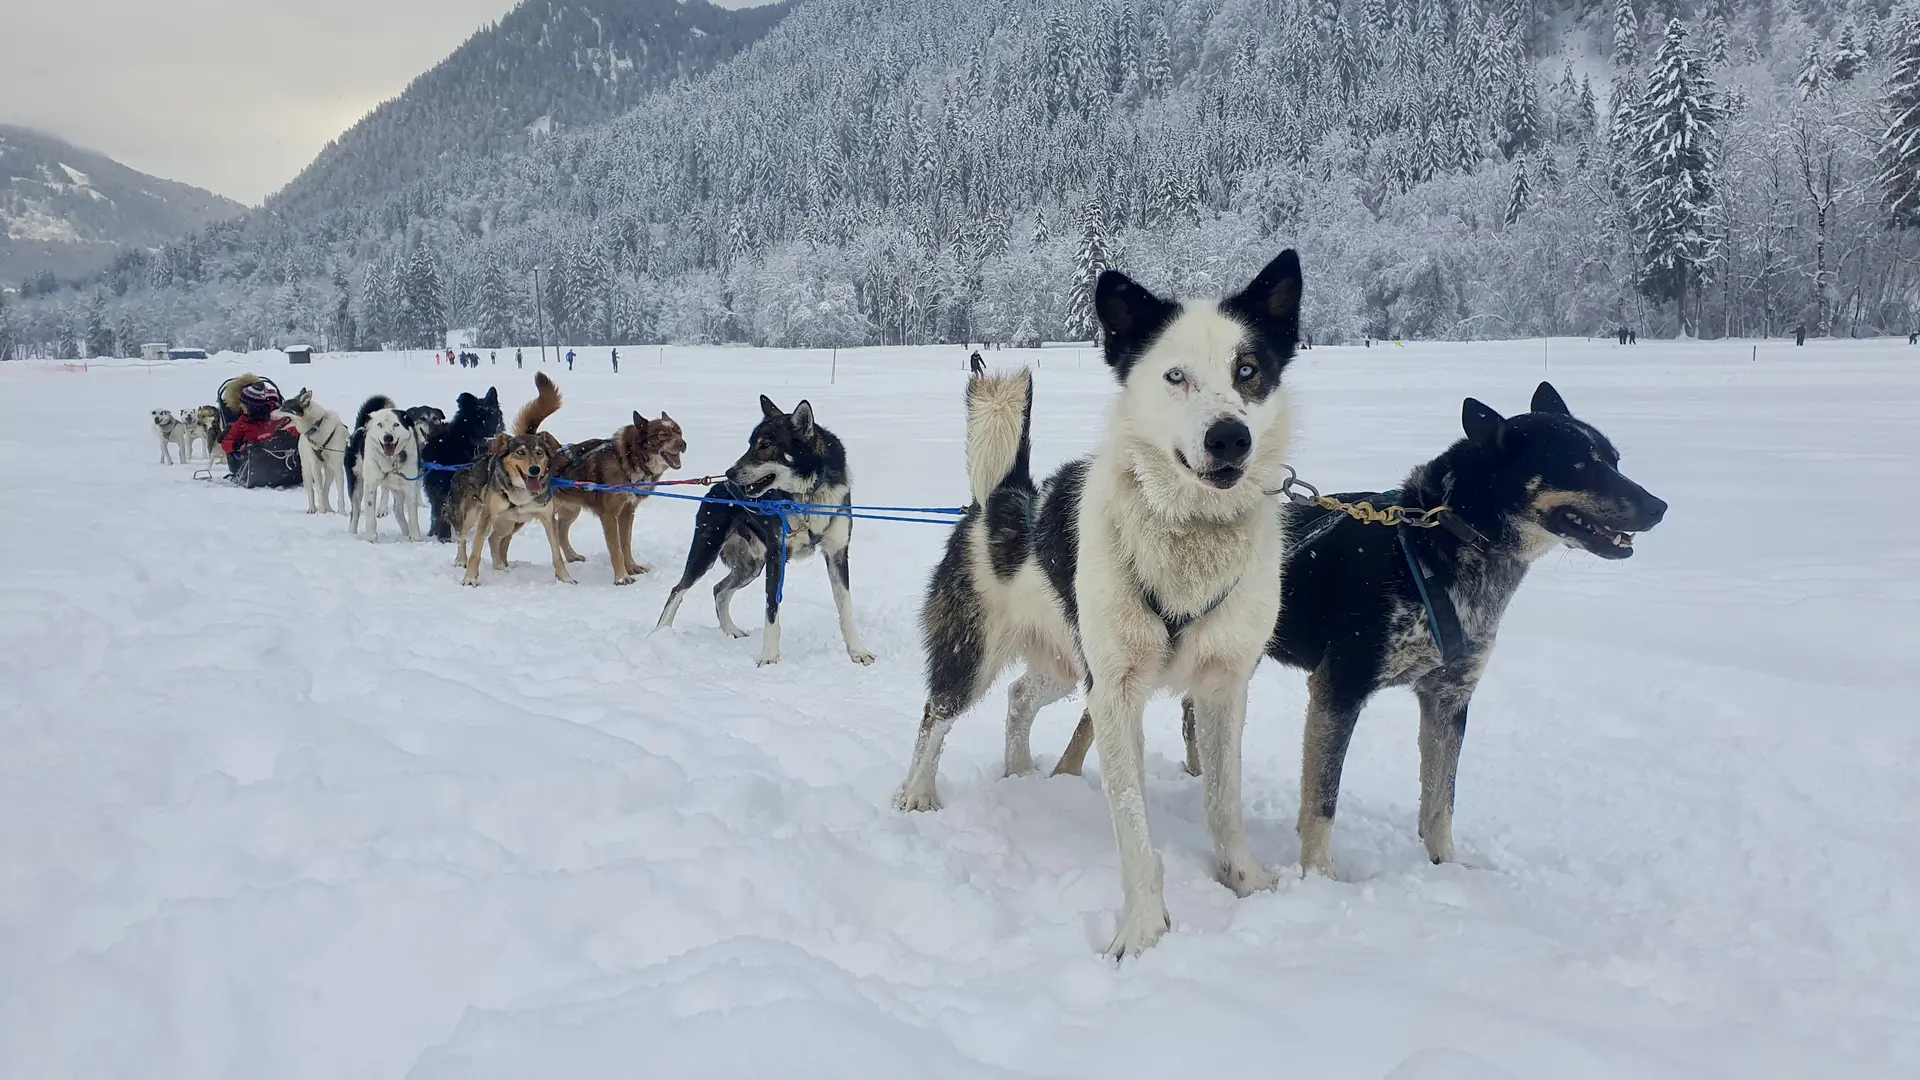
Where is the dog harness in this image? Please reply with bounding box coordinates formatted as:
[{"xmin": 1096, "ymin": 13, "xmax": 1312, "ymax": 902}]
[
  {"xmin": 1291, "ymin": 488, "xmax": 1477, "ymax": 666},
  {"xmin": 1141, "ymin": 578, "xmax": 1240, "ymax": 647}
]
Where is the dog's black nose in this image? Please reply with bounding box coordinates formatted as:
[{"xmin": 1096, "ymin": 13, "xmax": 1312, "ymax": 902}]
[
  {"xmin": 528, "ymin": 466, "xmax": 543, "ymax": 477},
  {"xmin": 1203, "ymin": 418, "xmax": 1253, "ymax": 467},
  {"xmin": 1642, "ymin": 493, "xmax": 1668, "ymax": 526}
]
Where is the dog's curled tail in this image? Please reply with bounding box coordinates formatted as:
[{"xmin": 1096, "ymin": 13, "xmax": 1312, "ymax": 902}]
[
  {"xmin": 354, "ymin": 394, "xmax": 396, "ymax": 431},
  {"xmin": 965, "ymin": 368, "xmax": 1033, "ymax": 505},
  {"xmin": 516, "ymin": 372, "xmax": 562, "ymax": 435}
]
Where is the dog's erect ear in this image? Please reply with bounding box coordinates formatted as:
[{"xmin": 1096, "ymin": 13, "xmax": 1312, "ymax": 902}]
[
  {"xmin": 1095, "ymin": 269, "xmax": 1180, "ymax": 379},
  {"xmin": 632, "ymin": 410, "xmax": 646, "ymax": 431},
  {"xmin": 457, "ymin": 392, "xmax": 478, "ymax": 409},
  {"xmin": 484, "ymin": 388, "xmax": 499, "ymax": 405},
  {"xmin": 791, "ymin": 400, "xmax": 815, "ymax": 438},
  {"xmin": 1224, "ymin": 249, "xmax": 1303, "ymax": 350},
  {"xmin": 759, "ymin": 394, "xmax": 783, "ymax": 421},
  {"xmin": 538, "ymin": 432, "xmax": 562, "ymax": 455},
  {"xmin": 1531, "ymin": 381, "xmax": 1571, "ymax": 416},
  {"xmin": 488, "ymin": 432, "xmax": 511, "ymax": 455},
  {"xmin": 1463, "ymin": 398, "xmax": 1507, "ymax": 450}
]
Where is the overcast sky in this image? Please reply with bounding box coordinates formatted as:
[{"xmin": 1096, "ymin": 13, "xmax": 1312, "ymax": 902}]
[{"xmin": 1, "ymin": 0, "xmax": 771, "ymax": 207}]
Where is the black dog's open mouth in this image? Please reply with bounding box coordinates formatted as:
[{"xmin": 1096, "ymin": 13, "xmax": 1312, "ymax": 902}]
[
  {"xmin": 1548, "ymin": 507, "xmax": 1637, "ymax": 559},
  {"xmin": 739, "ymin": 473, "xmax": 776, "ymax": 497}
]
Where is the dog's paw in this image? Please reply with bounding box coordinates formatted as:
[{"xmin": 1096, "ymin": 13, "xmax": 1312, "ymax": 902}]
[
  {"xmin": 848, "ymin": 648, "xmax": 877, "ymax": 665},
  {"xmin": 613, "ymin": 575, "xmax": 635, "ymax": 586},
  {"xmin": 556, "ymin": 575, "xmax": 578, "ymax": 585},
  {"xmin": 1219, "ymin": 860, "xmax": 1277, "ymax": 898},
  {"xmin": 893, "ymin": 786, "xmax": 941, "ymax": 813},
  {"xmin": 756, "ymin": 653, "xmax": 780, "ymax": 668},
  {"xmin": 566, "ymin": 553, "xmax": 587, "ymax": 563},
  {"xmin": 1106, "ymin": 908, "xmax": 1171, "ymax": 960},
  {"xmin": 726, "ymin": 627, "xmax": 751, "ymax": 640},
  {"xmin": 462, "ymin": 578, "xmax": 482, "ymax": 588},
  {"xmin": 631, "ymin": 564, "xmax": 653, "ymax": 575}
]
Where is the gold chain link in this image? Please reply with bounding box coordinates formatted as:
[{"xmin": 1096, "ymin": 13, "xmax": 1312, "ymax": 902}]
[{"xmin": 1313, "ymin": 495, "xmax": 1451, "ymax": 529}]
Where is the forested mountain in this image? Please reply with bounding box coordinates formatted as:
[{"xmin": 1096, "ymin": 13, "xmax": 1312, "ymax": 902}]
[
  {"xmin": 267, "ymin": 0, "xmax": 793, "ymax": 222},
  {"xmin": 7, "ymin": 0, "xmax": 1919, "ymax": 361},
  {"xmin": 0, "ymin": 126, "xmax": 243, "ymax": 285}
]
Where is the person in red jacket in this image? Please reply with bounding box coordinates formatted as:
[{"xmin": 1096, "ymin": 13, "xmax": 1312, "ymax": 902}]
[{"xmin": 221, "ymin": 381, "xmax": 293, "ymax": 456}]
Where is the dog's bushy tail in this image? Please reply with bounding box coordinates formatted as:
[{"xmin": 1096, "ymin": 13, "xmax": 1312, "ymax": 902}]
[
  {"xmin": 516, "ymin": 372, "xmax": 562, "ymax": 436},
  {"xmin": 965, "ymin": 368, "xmax": 1032, "ymax": 505},
  {"xmin": 354, "ymin": 394, "xmax": 395, "ymax": 432}
]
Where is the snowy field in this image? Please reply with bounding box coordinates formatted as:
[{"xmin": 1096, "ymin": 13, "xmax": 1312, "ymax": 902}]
[{"xmin": 2, "ymin": 337, "xmax": 1917, "ymax": 1079}]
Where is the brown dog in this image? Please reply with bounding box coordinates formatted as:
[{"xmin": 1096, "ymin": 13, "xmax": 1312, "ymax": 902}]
[
  {"xmin": 449, "ymin": 373, "xmax": 572, "ymax": 586},
  {"xmin": 546, "ymin": 411, "xmax": 689, "ymax": 584}
]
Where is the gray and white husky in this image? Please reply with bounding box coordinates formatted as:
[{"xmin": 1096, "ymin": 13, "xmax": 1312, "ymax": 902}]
[
  {"xmin": 275, "ymin": 388, "xmax": 349, "ymax": 514},
  {"xmin": 896, "ymin": 251, "xmax": 1306, "ymax": 957},
  {"xmin": 151, "ymin": 409, "xmax": 188, "ymax": 464}
]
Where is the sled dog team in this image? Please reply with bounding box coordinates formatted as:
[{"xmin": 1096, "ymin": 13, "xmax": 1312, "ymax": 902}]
[{"xmin": 151, "ymin": 251, "xmax": 1668, "ymax": 956}]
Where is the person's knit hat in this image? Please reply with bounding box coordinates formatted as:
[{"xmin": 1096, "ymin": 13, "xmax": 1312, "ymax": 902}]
[{"xmin": 241, "ymin": 382, "xmax": 281, "ymax": 409}]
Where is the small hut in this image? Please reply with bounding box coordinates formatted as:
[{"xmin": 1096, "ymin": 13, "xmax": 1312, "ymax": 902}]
[{"xmin": 285, "ymin": 344, "xmax": 313, "ymax": 365}]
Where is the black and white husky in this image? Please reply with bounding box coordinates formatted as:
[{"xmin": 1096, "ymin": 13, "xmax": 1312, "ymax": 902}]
[
  {"xmin": 347, "ymin": 396, "xmax": 424, "ymax": 542},
  {"xmin": 654, "ymin": 397, "xmax": 875, "ymax": 667},
  {"xmin": 896, "ymin": 252, "xmax": 1306, "ymax": 957},
  {"xmin": 1053, "ymin": 383, "xmax": 1669, "ymax": 879}
]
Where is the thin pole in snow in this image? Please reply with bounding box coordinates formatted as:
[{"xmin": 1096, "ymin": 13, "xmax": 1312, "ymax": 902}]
[
  {"xmin": 831, "ymin": 347, "xmax": 838, "ymax": 385},
  {"xmin": 1543, "ymin": 335, "xmax": 1548, "ymax": 373}
]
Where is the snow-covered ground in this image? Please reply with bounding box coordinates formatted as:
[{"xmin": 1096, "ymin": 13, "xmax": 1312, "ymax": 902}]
[{"xmin": 2, "ymin": 338, "xmax": 1917, "ymax": 1079}]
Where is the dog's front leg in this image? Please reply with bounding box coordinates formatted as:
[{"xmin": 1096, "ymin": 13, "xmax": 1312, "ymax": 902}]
[
  {"xmin": 362, "ymin": 481, "xmax": 382, "ymax": 543},
  {"xmin": 757, "ymin": 540, "xmax": 784, "ymax": 666},
  {"xmin": 399, "ymin": 482, "xmax": 423, "ymax": 542},
  {"xmin": 1190, "ymin": 678, "xmax": 1274, "ymax": 897},
  {"xmin": 824, "ymin": 544, "xmax": 875, "ymax": 665},
  {"xmin": 1415, "ymin": 680, "xmax": 1473, "ymax": 865},
  {"xmin": 299, "ymin": 440, "xmax": 320, "ymax": 513},
  {"xmin": 462, "ymin": 505, "xmax": 494, "ymax": 585},
  {"xmin": 1086, "ymin": 668, "xmax": 1168, "ymax": 958},
  {"xmin": 539, "ymin": 512, "xmax": 577, "ymax": 584}
]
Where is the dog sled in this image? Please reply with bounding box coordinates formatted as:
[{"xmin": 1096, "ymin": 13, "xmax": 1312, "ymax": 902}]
[{"xmin": 191, "ymin": 374, "xmax": 304, "ymax": 489}]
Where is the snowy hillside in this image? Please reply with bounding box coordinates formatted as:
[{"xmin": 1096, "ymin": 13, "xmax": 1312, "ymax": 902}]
[
  {"xmin": 266, "ymin": 0, "xmax": 793, "ymax": 222},
  {"xmin": 2, "ymin": 338, "xmax": 1916, "ymax": 1077},
  {"xmin": 9, "ymin": 0, "xmax": 1919, "ymax": 358},
  {"xmin": 0, "ymin": 125, "xmax": 243, "ymax": 285}
]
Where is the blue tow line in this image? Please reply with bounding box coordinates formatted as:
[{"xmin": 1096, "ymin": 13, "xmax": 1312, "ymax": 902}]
[{"xmin": 421, "ymin": 461, "xmax": 965, "ymax": 603}]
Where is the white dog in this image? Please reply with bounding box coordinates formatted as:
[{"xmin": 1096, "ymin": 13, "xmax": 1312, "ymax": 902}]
[
  {"xmin": 897, "ymin": 251, "xmax": 1305, "ymax": 957},
  {"xmin": 151, "ymin": 409, "xmax": 188, "ymax": 464},
  {"xmin": 350, "ymin": 405, "xmax": 423, "ymax": 542},
  {"xmin": 275, "ymin": 388, "xmax": 349, "ymax": 514}
]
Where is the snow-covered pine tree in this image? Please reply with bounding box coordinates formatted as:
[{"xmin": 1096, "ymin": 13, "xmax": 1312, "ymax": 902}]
[
  {"xmin": 1797, "ymin": 43, "xmax": 1828, "ymax": 99},
  {"xmin": 1068, "ymin": 199, "xmax": 1108, "ymax": 342},
  {"xmin": 330, "ymin": 265, "xmax": 355, "ymax": 351},
  {"xmin": 1880, "ymin": 11, "xmax": 1920, "ymax": 229},
  {"xmin": 1031, "ymin": 207, "xmax": 1050, "ymax": 246},
  {"xmin": 1506, "ymin": 156, "xmax": 1532, "ymax": 224},
  {"xmin": 1832, "ymin": 22, "xmax": 1867, "ymax": 83},
  {"xmin": 54, "ymin": 310, "xmax": 78, "ymax": 361},
  {"xmin": 404, "ymin": 246, "xmax": 446, "ymax": 349},
  {"xmin": 0, "ymin": 290, "xmax": 14, "ymax": 362},
  {"xmin": 84, "ymin": 292, "xmax": 114, "ymax": 358},
  {"xmin": 1612, "ymin": 0, "xmax": 1639, "ymax": 68},
  {"xmin": 1628, "ymin": 19, "xmax": 1722, "ymax": 334},
  {"xmin": 1144, "ymin": 20, "xmax": 1172, "ymax": 94},
  {"xmin": 1503, "ymin": 49, "xmax": 1541, "ymax": 158},
  {"xmin": 474, "ymin": 260, "xmax": 516, "ymax": 348}
]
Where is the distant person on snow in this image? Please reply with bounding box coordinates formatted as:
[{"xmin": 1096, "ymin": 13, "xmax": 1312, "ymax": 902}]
[
  {"xmin": 1617, "ymin": 326, "xmax": 1629, "ymax": 345},
  {"xmin": 1628, "ymin": 328, "xmax": 1637, "ymax": 345},
  {"xmin": 1794, "ymin": 323, "xmax": 1807, "ymax": 346},
  {"xmin": 490, "ymin": 350, "xmax": 497, "ymax": 365},
  {"xmin": 566, "ymin": 349, "xmax": 575, "ymax": 371},
  {"xmin": 611, "ymin": 348, "xmax": 619, "ymax": 373},
  {"xmin": 1909, "ymin": 330, "xmax": 1918, "ymax": 345},
  {"xmin": 516, "ymin": 348, "xmax": 524, "ymax": 369},
  {"xmin": 969, "ymin": 351, "xmax": 985, "ymax": 377}
]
